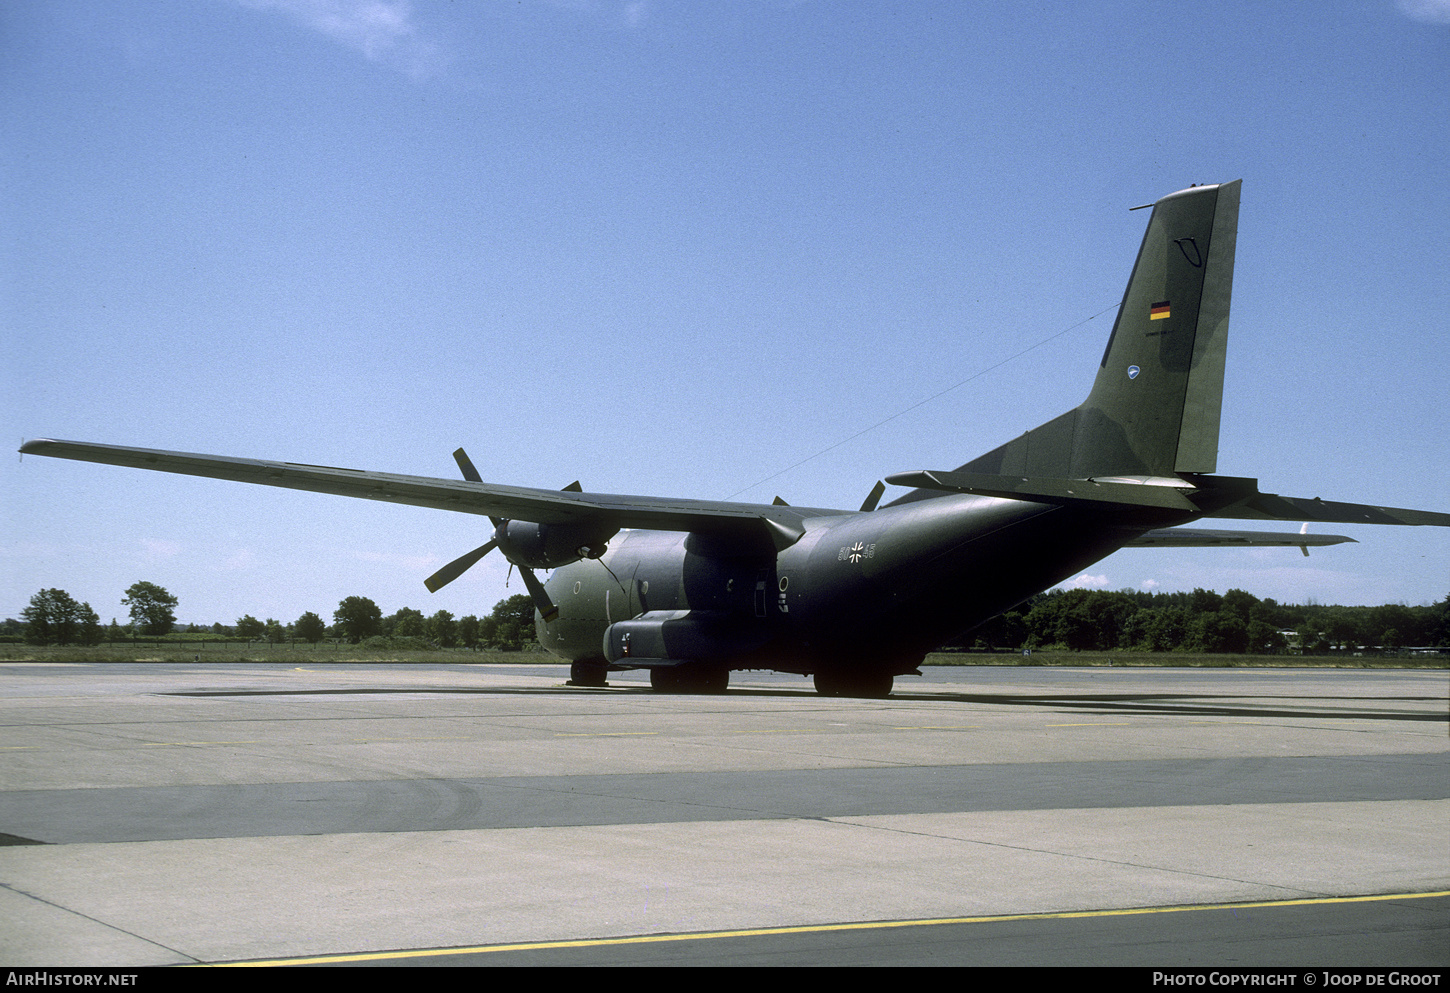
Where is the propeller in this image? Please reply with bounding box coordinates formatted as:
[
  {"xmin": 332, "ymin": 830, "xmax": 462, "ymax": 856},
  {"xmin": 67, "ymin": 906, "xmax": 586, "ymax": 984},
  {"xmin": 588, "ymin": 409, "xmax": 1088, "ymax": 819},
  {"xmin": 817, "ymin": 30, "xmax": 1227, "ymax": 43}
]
[
  {"xmin": 424, "ymin": 539, "xmax": 498, "ymax": 594},
  {"xmin": 859, "ymin": 480, "xmax": 886, "ymax": 512},
  {"xmin": 515, "ymin": 565, "xmax": 558, "ymax": 623},
  {"xmin": 423, "ymin": 448, "xmax": 592, "ymax": 624}
]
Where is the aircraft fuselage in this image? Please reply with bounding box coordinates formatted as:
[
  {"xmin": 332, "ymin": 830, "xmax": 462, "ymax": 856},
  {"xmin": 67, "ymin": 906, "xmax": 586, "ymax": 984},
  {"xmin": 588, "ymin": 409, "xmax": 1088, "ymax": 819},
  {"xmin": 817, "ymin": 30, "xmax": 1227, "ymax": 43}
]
[{"xmin": 539, "ymin": 493, "xmax": 1181, "ymax": 679}]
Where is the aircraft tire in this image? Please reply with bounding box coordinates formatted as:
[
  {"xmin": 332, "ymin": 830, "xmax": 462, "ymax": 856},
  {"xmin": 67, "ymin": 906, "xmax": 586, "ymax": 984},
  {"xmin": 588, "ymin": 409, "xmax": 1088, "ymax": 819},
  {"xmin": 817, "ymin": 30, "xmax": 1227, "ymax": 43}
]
[
  {"xmin": 693, "ymin": 666, "xmax": 729, "ymax": 695},
  {"xmin": 650, "ymin": 667, "xmax": 683, "ymax": 693},
  {"xmin": 855, "ymin": 673, "xmax": 894, "ymax": 698},
  {"xmin": 814, "ymin": 670, "xmax": 892, "ymax": 698},
  {"xmin": 568, "ymin": 661, "xmax": 609, "ymax": 687},
  {"xmin": 651, "ymin": 664, "xmax": 728, "ymax": 694},
  {"xmin": 812, "ymin": 672, "xmax": 841, "ymax": 697}
]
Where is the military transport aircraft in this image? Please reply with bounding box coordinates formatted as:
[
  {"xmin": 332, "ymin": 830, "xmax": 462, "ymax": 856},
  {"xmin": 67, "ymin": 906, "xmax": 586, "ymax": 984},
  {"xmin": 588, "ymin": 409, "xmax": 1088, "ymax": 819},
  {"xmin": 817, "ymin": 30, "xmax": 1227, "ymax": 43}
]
[{"xmin": 21, "ymin": 181, "xmax": 1450, "ymax": 696}]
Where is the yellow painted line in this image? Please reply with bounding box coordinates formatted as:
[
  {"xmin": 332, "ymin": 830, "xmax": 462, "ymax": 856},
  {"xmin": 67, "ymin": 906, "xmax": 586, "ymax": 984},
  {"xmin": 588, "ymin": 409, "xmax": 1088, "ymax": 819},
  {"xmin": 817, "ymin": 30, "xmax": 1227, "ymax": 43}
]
[
  {"xmin": 215, "ymin": 890, "xmax": 1450, "ymax": 967},
  {"xmin": 893, "ymin": 726, "xmax": 981, "ymax": 730}
]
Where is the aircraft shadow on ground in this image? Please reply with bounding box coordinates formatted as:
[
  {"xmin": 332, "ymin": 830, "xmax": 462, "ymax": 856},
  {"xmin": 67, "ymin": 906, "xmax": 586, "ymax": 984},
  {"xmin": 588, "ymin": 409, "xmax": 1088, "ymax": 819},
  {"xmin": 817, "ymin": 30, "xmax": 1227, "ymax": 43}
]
[{"xmin": 162, "ymin": 684, "xmax": 1448, "ymax": 722}]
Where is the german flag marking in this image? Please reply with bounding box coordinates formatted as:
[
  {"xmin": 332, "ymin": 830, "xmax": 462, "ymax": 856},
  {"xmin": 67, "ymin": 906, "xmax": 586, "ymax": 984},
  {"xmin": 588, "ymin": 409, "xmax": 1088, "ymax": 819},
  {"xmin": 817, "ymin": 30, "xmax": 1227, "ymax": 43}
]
[{"xmin": 1149, "ymin": 301, "xmax": 1171, "ymax": 320}]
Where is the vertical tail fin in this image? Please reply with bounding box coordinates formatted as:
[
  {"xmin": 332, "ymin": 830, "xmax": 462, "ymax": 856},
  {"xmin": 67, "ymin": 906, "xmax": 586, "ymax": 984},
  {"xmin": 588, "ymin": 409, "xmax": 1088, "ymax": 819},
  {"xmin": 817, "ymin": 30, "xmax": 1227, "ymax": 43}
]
[{"xmin": 961, "ymin": 180, "xmax": 1240, "ymax": 479}]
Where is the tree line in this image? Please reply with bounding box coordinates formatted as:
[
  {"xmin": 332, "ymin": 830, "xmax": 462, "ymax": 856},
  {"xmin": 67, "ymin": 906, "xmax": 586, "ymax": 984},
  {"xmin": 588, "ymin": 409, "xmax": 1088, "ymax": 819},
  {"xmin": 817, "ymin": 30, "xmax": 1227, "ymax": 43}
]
[
  {"xmin": 12, "ymin": 580, "xmax": 1450, "ymax": 655},
  {"xmin": 961, "ymin": 586, "xmax": 1450, "ymax": 654},
  {"xmin": 10, "ymin": 582, "xmax": 539, "ymax": 651}
]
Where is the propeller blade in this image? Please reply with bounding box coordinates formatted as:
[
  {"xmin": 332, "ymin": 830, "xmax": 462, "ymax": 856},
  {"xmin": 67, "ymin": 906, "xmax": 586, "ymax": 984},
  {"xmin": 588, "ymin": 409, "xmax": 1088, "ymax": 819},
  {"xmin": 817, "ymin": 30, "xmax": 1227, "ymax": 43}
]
[
  {"xmin": 450, "ymin": 449, "xmax": 504, "ymax": 527},
  {"xmin": 424, "ymin": 539, "xmax": 497, "ymax": 593},
  {"xmin": 860, "ymin": 480, "xmax": 886, "ymax": 512},
  {"xmin": 452, "ymin": 448, "xmax": 482, "ymax": 483},
  {"xmin": 518, "ymin": 565, "xmax": 559, "ymax": 624}
]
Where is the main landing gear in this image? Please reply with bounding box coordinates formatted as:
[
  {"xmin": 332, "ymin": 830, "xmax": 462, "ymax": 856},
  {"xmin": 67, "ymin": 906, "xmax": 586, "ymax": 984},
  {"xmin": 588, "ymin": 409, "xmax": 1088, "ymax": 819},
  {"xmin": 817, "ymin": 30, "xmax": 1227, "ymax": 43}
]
[
  {"xmin": 650, "ymin": 664, "xmax": 730, "ymax": 695},
  {"xmin": 568, "ymin": 661, "xmax": 609, "ymax": 687},
  {"xmin": 813, "ymin": 670, "xmax": 894, "ymax": 698}
]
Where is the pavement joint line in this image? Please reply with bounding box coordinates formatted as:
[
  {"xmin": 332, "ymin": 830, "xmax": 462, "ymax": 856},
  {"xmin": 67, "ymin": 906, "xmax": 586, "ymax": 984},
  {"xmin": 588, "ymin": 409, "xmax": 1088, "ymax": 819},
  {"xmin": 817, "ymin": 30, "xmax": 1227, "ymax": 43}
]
[
  {"xmin": 554, "ymin": 731, "xmax": 662, "ymax": 737},
  {"xmin": 212, "ymin": 890, "xmax": 1450, "ymax": 967},
  {"xmin": 813, "ymin": 816, "xmax": 1345, "ymax": 892},
  {"xmin": 0, "ymin": 881, "xmax": 199, "ymax": 963}
]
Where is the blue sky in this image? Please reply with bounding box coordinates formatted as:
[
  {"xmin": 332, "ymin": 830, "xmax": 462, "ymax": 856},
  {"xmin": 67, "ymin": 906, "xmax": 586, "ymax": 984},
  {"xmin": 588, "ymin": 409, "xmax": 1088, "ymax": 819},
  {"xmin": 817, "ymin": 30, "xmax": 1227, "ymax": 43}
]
[{"xmin": 4, "ymin": 0, "xmax": 1448, "ymax": 627}]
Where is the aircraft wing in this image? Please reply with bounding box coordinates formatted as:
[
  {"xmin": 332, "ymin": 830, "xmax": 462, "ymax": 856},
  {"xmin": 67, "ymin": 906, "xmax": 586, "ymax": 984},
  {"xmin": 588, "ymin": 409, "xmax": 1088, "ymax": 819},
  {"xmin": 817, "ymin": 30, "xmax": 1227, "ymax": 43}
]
[
  {"xmin": 1123, "ymin": 528, "xmax": 1355, "ymax": 548},
  {"xmin": 18, "ymin": 439, "xmax": 840, "ymax": 545}
]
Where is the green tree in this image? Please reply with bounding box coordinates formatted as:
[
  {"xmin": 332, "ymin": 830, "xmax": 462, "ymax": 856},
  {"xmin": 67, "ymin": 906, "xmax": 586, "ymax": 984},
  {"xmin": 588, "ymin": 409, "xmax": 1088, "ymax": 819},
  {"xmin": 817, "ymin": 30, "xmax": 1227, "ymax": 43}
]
[
  {"xmin": 1323, "ymin": 610, "xmax": 1358, "ymax": 651},
  {"xmin": 76, "ymin": 602, "xmax": 102, "ymax": 646},
  {"xmin": 485, "ymin": 595, "xmax": 536, "ymax": 650},
  {"xmin": 1368, "ymin": 604, "xmax": 1416, "ymax": 648},
  {"xmin": 1142, "ymin": 607, "xmax": 1190, "ymax": 651},
  {"xmin": 265, "ymin": 618, "xmax": 286, "ymax": 644},
  {"xmin": 1296, "ymin": 622, "xmax": 1327, "ymax": 655},
  {"xmin": 1190, "ymin": 588, "xmax": 1224, "ymax": 616},
  {"xmin": 478, "ymin": 614, "xmax": 501, "ymax": 647},
  {"xmin": 388, "ymin": 607, "xmax": 426, "ymax": 638},
  {"xmin": 427, "ymin": 609, "xmax": 458, "ymax": 648},
  {"xmin": 235, "ymin": 614, "xmax": 265, "ymax": 640},
  {"xmin": 458, "ymin": 614, "xmax": 481, "ymax": 649},
  {"xmin": 1057, "ymin": 593, "xmax": 1099, "ymax": 650},
  {"xmin": 1023, "ymin": 592, "xmax": 1067, "ymax": 648},
  {"xmin": 1196, "ymin": 611, "xmax": 1249, "ymax": 653},
  {"xmin": 334, "ymin": 596, "xmax": 382, "ymax": 644},
  {"xmin": 293, "ymin": 611, "xmax": 326, "ymax": 644},
  {"xmin": 22, "ymin": 588, "xmax": 84, "ymax": 645},
  {"xmin": 122, "ymin": 581, "xmax": 178, "ymax": 636},
  {"xmin": 1221, "ymin": 588, "xmax": 1259, "ymax": 624},
  {"xmin": 1246, "ymin": 619, "xmax": 1285, "ymax": 654}
]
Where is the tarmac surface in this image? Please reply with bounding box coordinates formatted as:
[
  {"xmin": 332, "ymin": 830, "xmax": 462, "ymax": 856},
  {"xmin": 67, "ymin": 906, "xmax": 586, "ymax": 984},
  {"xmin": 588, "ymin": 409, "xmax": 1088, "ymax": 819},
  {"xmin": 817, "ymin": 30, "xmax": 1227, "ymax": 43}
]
[{"xmin": 0, "ymin": 661, "xmax": 1445, "ymax": 966}]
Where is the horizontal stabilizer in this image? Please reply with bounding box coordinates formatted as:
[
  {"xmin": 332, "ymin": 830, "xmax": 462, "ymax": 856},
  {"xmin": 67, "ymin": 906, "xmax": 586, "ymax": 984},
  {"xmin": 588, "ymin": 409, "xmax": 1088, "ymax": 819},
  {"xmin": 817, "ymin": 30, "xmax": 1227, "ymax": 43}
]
[
  {"xmin": 1124, "ymin": 528, "xmax": 1355, "ymax": 548},
  {"xmin": 1203, "ymin": 492, "xmax": 1450, "ymax": 528},
  {"xmin": 885, "ymin": 470, "xmax": 1198, "ymax": 512}
]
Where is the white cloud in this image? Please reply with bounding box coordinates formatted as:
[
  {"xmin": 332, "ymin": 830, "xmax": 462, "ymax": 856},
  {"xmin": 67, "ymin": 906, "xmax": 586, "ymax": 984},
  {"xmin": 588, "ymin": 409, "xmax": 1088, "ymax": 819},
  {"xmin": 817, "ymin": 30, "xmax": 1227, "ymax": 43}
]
[
  {"xmin": 1139, "ymin": 578, "xmax": 1159, "ymax": 591},
  {"xmin": 1057, "ymin": 573, "xmax": 1110, "ymax": 590},
  {"xmin": 241, "ymin": 0, "xmax": 445, "ymax": 77},
  {"xmin": 1398, "ymin": 0, "xmax": 1450, "ymax": 24}
]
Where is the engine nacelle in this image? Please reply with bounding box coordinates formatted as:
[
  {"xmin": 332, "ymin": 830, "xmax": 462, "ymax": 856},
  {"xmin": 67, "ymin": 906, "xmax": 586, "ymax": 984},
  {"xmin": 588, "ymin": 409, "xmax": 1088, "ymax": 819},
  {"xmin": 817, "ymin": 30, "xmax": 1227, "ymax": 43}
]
[{"xmin": 493, "ymin": 520, "xmax": 618, "ymax": 570}]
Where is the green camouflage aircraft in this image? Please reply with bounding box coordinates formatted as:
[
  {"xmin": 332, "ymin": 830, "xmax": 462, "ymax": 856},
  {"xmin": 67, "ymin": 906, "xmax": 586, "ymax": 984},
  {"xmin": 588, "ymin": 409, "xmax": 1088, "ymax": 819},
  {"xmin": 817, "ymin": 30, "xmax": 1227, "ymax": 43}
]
[{"xmin": 21, "ymin": 181, "xmax": 1450, "ymax": 696}]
